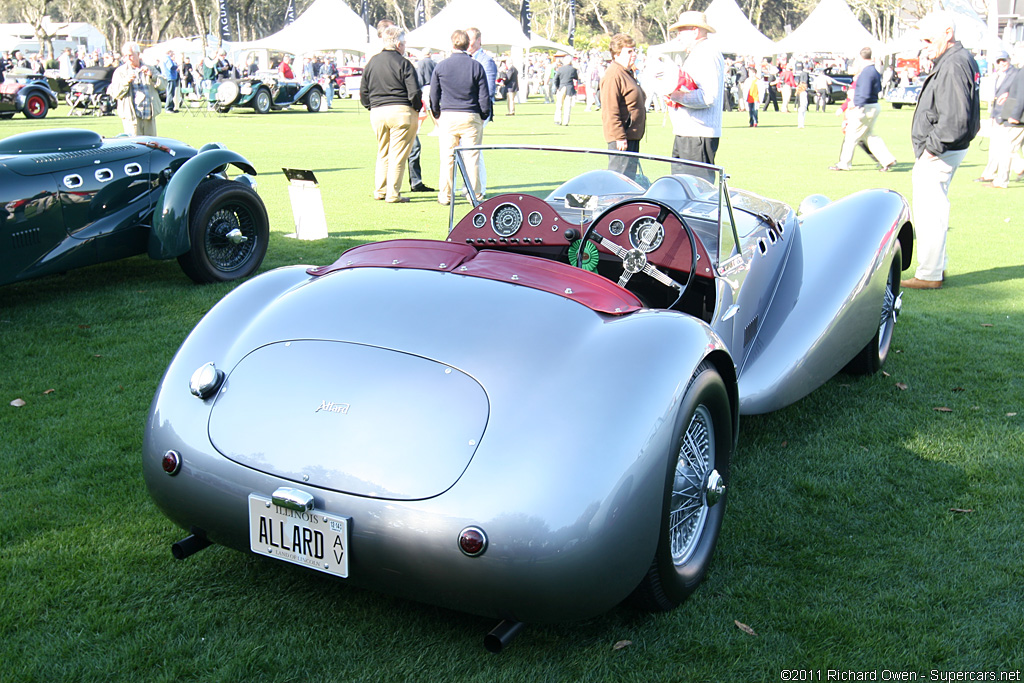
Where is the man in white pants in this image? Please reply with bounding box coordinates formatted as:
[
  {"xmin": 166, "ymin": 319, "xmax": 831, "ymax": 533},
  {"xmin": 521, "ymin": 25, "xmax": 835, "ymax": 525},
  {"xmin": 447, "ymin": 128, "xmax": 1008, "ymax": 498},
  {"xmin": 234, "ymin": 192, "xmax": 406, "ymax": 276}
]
[
  {"xmin": 830, "ymin": 48, "xmax": 896, "ymax": 172},
  {"xmin": 552, "ymin": 55, "xmax": 578, "ymax": 126},
  {"xmin": 902, "ymin": 11, "xmax": 981, "ymax": 290}
]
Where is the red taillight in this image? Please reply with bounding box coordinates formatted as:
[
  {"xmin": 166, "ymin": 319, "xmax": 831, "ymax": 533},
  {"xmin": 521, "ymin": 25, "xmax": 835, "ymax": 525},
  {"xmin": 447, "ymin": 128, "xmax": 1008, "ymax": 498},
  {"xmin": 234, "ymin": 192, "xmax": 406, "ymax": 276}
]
[
  {"xmin": 458, "ymin": 527, "xmax": 487, "ymax": 557},
  {"xmin": 161, "ymin": 450, "xmax": 182, "ymax": 475}
]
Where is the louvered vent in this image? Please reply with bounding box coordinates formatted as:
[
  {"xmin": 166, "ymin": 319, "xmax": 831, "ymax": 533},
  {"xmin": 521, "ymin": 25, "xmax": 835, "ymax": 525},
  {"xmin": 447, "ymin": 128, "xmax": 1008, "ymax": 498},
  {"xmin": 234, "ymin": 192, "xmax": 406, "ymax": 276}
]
[
  {"xmin": 11, "ymin": 228, "xmax": 41, "ymax": 249},
  {"xmin": 744, "ymin": 315, "xmax": 759, "ymax": 349},
  {"xmin": 34, "ymin": 144, "xmax": 135, "ymax": 164}
]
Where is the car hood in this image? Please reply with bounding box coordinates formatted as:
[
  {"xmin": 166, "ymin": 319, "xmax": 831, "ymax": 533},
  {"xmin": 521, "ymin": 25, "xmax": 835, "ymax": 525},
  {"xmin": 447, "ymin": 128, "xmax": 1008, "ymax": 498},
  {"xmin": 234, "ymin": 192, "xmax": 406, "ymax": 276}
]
[{"xmin": 207, "ymin": 339, "xmax": 488, "ymax": 501}]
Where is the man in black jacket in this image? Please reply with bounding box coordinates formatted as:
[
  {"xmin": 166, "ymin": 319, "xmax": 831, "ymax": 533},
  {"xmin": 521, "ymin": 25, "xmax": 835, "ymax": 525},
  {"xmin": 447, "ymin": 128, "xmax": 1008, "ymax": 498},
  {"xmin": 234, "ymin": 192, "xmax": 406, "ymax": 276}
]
[
  {"xmin": 360, "ymin": 25, "xmax": 421, "ymax": 204},
  {"xmin": 902, "ymin": 11, "xmax": 981, "ymax": 290},
  {"xmin": 552, "ymin": 55, "xmax": 578, "ymax": 125}
]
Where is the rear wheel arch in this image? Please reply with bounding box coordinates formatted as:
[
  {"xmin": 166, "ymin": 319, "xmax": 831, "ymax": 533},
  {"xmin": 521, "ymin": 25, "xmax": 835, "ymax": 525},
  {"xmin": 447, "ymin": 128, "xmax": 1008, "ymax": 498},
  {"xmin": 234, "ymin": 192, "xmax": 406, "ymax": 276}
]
[{"xmin": 630, "ymin": 362, "xmax": 734, "ymax": 612}]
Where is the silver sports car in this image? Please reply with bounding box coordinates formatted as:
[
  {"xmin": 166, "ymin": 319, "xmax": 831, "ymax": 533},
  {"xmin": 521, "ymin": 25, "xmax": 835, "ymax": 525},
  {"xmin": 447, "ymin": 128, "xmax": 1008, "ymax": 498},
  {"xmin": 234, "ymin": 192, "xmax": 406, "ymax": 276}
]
[{"xmin": 143, "ymin": 147, "xmax": 912, "ymax": 650}]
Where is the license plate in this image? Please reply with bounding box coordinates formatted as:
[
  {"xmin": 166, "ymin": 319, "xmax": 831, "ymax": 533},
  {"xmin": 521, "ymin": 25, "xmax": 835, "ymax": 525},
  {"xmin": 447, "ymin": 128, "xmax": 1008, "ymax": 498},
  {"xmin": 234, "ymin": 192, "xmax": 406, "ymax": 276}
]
[{"xmin": 248, "ymin": 494, "xmax": 349, "ymax": 578}]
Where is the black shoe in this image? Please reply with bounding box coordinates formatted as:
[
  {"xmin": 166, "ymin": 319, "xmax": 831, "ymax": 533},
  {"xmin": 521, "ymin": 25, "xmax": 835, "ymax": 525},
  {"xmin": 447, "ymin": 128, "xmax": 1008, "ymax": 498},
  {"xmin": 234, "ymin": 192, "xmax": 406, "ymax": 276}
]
[{"xmin": 410, "ymin": 184, "xmax": 435, "ymax": 193}]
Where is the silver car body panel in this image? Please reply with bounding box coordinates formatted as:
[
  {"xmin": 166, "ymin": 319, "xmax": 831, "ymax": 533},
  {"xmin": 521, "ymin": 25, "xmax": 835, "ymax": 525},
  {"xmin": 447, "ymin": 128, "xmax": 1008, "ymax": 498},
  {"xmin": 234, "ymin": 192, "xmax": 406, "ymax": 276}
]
[
  {"xmin": 730, "ymin": 189, "xmax": 909, "ymax": 414},
  {"xmin": 145, "ymin": 264, "xmax": 732, "ymax": 622}
]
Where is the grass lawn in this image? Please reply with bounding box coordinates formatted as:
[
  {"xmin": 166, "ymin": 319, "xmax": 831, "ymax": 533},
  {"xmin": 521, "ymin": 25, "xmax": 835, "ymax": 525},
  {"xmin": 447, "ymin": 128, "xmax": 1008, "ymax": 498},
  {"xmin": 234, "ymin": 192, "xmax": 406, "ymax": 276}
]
[{"xmin": 1, "ymin": 95, "xmax": 1022, "ymax": 682}]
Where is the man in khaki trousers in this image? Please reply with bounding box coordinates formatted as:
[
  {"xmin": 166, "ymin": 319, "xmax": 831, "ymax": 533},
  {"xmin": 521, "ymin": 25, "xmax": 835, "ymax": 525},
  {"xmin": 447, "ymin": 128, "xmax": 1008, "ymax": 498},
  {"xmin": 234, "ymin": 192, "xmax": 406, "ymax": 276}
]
[{"xmin": 360, "ymin": 26, "xmax": 421, "ymax": 203}]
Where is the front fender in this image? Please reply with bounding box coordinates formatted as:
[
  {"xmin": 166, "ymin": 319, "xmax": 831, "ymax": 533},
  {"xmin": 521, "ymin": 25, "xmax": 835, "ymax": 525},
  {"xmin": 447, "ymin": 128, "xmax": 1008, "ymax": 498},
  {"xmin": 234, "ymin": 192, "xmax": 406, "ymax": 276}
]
[
  {"xmin": 296, "ymin": 83, "xmax": 323, "ymax": 100},
  {"xmin": 149, "ymin": 149, "xmax": 258, "ymax": 259}
]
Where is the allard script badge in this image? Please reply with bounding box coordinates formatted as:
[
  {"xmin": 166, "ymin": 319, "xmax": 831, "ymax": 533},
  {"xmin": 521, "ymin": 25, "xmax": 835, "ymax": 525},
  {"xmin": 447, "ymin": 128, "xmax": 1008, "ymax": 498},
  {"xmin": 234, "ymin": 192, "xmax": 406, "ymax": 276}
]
[{"xmin": 315, "ymin": 400, "xmax": 349, "ymax": 414}]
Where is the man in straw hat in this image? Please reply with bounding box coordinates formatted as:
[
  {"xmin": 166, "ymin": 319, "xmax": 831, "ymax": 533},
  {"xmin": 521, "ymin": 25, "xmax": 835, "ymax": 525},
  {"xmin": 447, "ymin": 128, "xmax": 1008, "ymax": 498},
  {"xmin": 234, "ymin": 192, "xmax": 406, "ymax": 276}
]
[
  {"xmin": 664, "ymin": 10, "xmax": 724, "ymax": 174},
  {"xmin": 901, "ymin": 10, "xmax": 980, "ymax": 290}
]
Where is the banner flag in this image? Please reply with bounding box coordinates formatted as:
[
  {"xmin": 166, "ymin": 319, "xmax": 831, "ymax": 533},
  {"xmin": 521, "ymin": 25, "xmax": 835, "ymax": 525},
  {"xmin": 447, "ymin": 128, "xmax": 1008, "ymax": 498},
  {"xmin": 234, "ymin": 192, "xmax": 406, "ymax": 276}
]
[
  {"xmin": 567, "ymin": 0, "xmax": 576, "ymax": 48},
  {"xmin": 520, "ymin": 0, "xmax": 531, "ymax": 39},
  {"xmin": 218, "ymin": 0, "xmax": 232, "ymax": 41}
]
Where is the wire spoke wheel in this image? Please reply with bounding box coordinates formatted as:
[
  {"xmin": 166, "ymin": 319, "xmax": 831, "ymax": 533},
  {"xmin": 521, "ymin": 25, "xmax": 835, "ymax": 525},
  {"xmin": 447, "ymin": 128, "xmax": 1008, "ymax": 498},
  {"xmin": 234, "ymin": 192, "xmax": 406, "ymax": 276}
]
[
  {"xmin": 669, "ymin": 405, "xmax": 714, "ymax": 566},
  {"xmin": 177, "ymin": 178, "xmax": 269, "ymax": 283},
  {"xmin": 203, "ymin": 205, "xmax": 258, "ymax": 273}
]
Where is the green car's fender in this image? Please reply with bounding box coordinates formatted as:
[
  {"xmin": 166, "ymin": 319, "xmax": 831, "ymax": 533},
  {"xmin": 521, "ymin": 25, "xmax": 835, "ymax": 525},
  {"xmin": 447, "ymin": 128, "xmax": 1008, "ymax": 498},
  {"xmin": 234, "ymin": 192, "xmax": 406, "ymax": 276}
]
[{"xmin": 149, "ymin": 149, "xmax": 257, "ymax": 259}]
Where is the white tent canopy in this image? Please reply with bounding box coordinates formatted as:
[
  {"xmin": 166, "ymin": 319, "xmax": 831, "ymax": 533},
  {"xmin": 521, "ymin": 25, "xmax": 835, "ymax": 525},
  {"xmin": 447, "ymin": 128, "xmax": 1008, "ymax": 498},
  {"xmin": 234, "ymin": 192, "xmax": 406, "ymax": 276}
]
[
  {"xmin": 704, "ymin": 0, "xmax": 776, "ymax": 55},
  {"xmin": 406, "ymin": 0, "xmax": 535, "ymax": 51},
  {"xmin": 141, "ymin": 35, "xmax": 237, "ymax": 64},
  {"xmin": 649, "ymin": 0, "xmax": 775, "ymax": 59},
  {"xmin": 774, "ymin": 0, "xmax": 880, "ymax": 56},
  {"xmin": 237, "ymin": 0, "xmax": 378, "ymax": 54}
]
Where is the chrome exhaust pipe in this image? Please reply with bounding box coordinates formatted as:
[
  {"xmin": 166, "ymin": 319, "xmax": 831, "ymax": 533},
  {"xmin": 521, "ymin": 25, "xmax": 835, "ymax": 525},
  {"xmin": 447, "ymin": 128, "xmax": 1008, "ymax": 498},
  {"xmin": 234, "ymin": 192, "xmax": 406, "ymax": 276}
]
[
  {"xmin": 484, "ymin": 620, "xmax": 524, "ymax": 653},
  {"xmin": 171, "ymin": 528, "xmax": 211, "ymax": 560}
]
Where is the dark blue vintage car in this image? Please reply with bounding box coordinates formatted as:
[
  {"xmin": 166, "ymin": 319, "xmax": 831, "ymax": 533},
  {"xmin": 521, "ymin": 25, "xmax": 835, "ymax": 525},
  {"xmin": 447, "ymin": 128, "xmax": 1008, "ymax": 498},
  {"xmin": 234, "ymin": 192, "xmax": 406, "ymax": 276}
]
[
  {"xmin": 884, "ymin": 78, "xmax": 921, "ymax": 109},
  {"xmin": 214, "ymin": 74, "xmax": 324, "ymax": 114},
  {"xmin": 0, "ymin": 128, "xmax": 269, "ymax": 286}
]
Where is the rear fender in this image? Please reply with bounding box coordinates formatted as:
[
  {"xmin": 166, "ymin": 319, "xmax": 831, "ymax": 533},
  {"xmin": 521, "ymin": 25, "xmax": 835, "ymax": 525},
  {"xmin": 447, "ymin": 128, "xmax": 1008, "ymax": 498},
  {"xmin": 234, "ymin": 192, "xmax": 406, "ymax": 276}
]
[
  {"xmin": 149, "ymin": 149, "xmax": 257, "ymax": 259},
  {"xmin": 16, "ymin": 85, "xmax": 57, "ymax": 109}
]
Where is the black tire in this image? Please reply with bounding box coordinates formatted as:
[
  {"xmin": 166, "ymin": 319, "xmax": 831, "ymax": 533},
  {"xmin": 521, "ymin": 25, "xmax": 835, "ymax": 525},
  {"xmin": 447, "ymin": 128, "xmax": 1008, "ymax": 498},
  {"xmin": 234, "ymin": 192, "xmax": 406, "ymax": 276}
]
[
  {"xmin": 177, "ymin": 178, "xmax": 269, "ymax": 284},
  {"xmin": 253, "ymin": 88, "xmax": 272, "ymax": 114},
  {"xmin": 305, "ymin": 89, "xmax": 322, "ymax": 112},
  {"xmin": 844, "ymin": 243, "xmax": 902, "ymax": 375},
  {"xmin": 631, "ymin": 363, "xmax": 732, "ymax": 612},
  {"xmin": 892, "ymin": 103, "xmax": 903, "ymax": 110},
  {"xmin": 23, "ymin": 93, "xmax": 49, "ymax": 119}
]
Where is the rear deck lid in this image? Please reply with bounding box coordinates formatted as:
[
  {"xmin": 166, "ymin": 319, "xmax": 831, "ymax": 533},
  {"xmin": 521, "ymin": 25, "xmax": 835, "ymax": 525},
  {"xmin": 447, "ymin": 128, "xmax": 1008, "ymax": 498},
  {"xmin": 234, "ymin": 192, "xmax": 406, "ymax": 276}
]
[{"xmin": 208, "ymin": 340, "xmax": 488, "ymax": 500}]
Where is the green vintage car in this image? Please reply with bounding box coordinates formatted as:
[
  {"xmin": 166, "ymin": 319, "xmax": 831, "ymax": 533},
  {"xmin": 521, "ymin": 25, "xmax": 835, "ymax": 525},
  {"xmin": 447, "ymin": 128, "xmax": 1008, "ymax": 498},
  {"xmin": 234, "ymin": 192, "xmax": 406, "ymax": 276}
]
[
  {"xmin": 0, "ymin": 128, "xmax": 269, "ymax": 286},
  {"xmin": 214, "ymin": 74, "xmax": 325, "ymax": 114}
]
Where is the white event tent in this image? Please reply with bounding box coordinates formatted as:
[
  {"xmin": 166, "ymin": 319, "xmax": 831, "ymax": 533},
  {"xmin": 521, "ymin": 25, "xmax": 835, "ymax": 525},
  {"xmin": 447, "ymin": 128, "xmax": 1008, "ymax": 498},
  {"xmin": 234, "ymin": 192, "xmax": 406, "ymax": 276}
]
[
  {"xmin": 142, "ymin": 35, "xmax": 237, "ymax": 64},
  {"xmin": 405, "ymin": 0, "xmax": 571, "ymax": 53},
  {"xmin": 238, "ymin": 0, "xmax": 379, "ymax": 55},
  {"xmin": 649, "ymin": 0, "xmax": 776, "ymax": 59},
  {"xmin": 774, "ymin": 0, "xmax": 880, "ymax": 56}
]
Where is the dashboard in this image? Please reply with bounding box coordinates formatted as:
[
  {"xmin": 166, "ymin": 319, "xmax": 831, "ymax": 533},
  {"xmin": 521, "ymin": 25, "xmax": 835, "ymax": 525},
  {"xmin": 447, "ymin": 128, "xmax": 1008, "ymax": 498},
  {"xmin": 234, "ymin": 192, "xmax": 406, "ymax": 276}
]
[{"xmin": 448, "ymin": 193, "xmax": 716, "ymax": 281}]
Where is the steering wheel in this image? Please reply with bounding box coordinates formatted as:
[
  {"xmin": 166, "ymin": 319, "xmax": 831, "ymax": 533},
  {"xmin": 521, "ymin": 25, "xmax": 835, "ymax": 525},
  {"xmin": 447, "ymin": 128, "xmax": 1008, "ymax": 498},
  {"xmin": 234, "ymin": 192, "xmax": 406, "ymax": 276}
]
[{"xmin": 579, "ymin": 198, "xmax": 698, "ymax": 301}]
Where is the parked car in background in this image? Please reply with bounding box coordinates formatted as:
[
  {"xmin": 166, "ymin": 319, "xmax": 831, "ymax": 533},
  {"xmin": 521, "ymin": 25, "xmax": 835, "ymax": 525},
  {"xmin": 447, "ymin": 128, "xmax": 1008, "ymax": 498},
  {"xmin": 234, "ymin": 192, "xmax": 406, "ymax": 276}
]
[
  {"xmin": 144, "ymin": 145, "xmax": 912, "ymax": 650},
  {"xmin": 333, "ymin": 65, "xmax": 362, "ymax": 98},
  {"xmin": 0, "ymin": 70, "xmax": 59, "ymax": 119},
  {"xmin": 0, "ymin": 128, "xmax": 269, "ymax": 286},
  {"xmin": 65, "ymin": 66, "xmax": 117, "ymax": 116},
  {"xmin": 884, "ymin": 78, "xmax": 921, "ymax": 109},
  {"xmin": 822, "ymin": 68, "xmax": 853, "ymax": 104},
  {"xmin": 214, "ymin": 74, "xmax": 325, "ymax": 113}
]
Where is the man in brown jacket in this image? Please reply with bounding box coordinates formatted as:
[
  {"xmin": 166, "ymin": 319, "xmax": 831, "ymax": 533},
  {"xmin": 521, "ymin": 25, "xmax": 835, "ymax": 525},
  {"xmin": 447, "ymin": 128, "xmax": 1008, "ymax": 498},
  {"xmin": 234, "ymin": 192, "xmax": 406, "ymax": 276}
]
[{"xmin": 600, "ymin": 34, "xmax": 646, "ymax": 179}]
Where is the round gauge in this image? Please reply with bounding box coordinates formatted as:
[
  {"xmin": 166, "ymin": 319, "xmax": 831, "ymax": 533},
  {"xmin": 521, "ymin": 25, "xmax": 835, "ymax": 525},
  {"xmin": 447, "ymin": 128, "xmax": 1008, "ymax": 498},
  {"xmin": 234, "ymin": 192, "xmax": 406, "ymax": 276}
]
[
  {"xmin": 491, "ymin": 203, "xmax": 523, "ymax": 237},
  {"xmin": 608, "ymin": 219, "xmax": 625, "ymax": 236},
  {"xmin": 629, "ymin": 216, "xmax": 664, "ymax": 252},
  {"xmin": 527, "ymin": 211, "xmax": 543, "ymax": 227},
  {"xmin": 472, "ymin": 213, "xmax": 487, "ymax": 228}
]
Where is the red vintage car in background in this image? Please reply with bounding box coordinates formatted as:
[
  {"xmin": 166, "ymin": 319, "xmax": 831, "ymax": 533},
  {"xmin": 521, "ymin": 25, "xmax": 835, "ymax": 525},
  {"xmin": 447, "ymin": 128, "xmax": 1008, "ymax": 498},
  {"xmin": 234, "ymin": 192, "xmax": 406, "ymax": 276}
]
[
  {"xmin": 333, "ymin": 66, "xmax": 363, "ymax": 98},
  {"xmin": 0, "ymin": 71, "xmax": 59, "ymax": 119}
]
